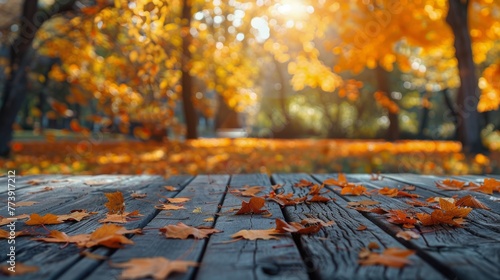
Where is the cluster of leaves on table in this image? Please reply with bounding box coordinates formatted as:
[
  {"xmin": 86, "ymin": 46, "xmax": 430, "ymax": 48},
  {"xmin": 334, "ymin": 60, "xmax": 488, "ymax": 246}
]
[
  {"xmin": 1, "ymin": 175, "xmax": 499, "ymax": 278},
  {"xmin": 1, "ymin": 139, "xmax": 497, "ymax": 177}
]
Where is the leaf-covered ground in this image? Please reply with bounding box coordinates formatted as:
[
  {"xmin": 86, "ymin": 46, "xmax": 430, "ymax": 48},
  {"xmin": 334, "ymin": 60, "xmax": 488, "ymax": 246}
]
[{"xmin": 1, "ymin": 139, "xmax": 497, "ymax": 176}]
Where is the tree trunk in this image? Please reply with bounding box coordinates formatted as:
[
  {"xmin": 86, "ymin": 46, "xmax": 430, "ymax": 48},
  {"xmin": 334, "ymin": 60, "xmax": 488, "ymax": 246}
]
[
  {"xmin": 0, "ymin": 0, "xmax": 76, "ymax": 157},
  {"xmin": 375, "ymin": 66, "xmax": 399, "ymax": 141},
  {"xmin": 181, "ymin": 0, "xmax": 198, "ymax": 139},
  {"xmin": 446, "ymin": 0, "xmax": 485, "ymax": 153}
]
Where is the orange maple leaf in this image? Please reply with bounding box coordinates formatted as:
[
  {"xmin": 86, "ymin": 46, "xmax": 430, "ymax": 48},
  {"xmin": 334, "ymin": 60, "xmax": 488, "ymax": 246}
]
[
  {"xmin": 378, "ymin": 187, "xmax": 399, "ymax": 197},
  {"xmin": 25, "ymin": 213, "xmax": 63, "ymax": 225},
  {"xmin": 160, "ymin": 222, "xmax": 221, "ymax": 239},
  {"xmin": 85, "ymin": 224, "xmax": 137, "ymax": 248},
  {"xmin": 0, "ymin": 229, "xmax": 30, "ymax": 239},
  {"xmin": 235, "ymin": 197, "xmax": 267, "ymax": 215},
  {"xmin": 58, "ymin": 210, "xmax": 96, "ymax": 222},
  {"xmin": 268, "ymin": 192, "xmax": 307, "ymax": 206},
  {"xmin": 232, "ymin": 185, "xmax": 265, "ymax": 197},
  {"xmin": 307, "ymin": 195, "xmax": 331, "ymax": 203},
  {"xmin": 114, "ymin": 257, "xmax": 197, "ymax": 280},
  {"xmin": 359, "ymin": 247, "xmax": 415, "ymax": 268},
  {"xmin": 104, "ymin": 191, "xmax": 125, "ymax": 214},
  {"xmin": 155, "ymin": 204, "xmax": 186, "ymax": 211}
]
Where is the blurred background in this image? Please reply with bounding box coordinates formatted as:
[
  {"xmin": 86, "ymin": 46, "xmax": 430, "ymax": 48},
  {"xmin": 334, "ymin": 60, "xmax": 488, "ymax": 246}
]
[{"xmin": 0, "ymin": 0, "xmax": 499, "ymax": 176}]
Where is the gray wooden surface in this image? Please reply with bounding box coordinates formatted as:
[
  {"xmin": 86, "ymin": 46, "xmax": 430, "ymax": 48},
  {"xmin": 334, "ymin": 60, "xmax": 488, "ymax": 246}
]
[{"xmin": 1, "ymin": 174, "xmax": 499, "ymax": 280}]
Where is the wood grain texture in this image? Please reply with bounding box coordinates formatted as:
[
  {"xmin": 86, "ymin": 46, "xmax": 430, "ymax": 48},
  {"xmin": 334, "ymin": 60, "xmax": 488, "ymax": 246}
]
[
  {"xmin": 79, "ymin": 175, "xmax": 229, "ymax": 280},
  {"xmin": 273, "ymin": 173, "xmax": 444, "ymax": 280},
  {"xmin": 197, "ymin": 173, "xmax": 308, "ymax": 280}
]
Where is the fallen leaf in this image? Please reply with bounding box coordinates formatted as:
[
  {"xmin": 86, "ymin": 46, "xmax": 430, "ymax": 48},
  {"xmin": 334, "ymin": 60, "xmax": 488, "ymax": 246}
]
[
  {"xmin": 396, "ymin": 231, "xmax": 421, "ymax": 240},
  {"xmin": 99, "ymin": 210, "xmax": 142, "ymax": 223},
  {"xmin": 203, "ymin": 217, "xmax": 214, "ymax": 222},
  {"xmin": 368, "ymin": 242, "xmax": 380, "ymax": 249},
  {"xmin": 0, "ymin": 229, "xmax": 30, "ymax": 239},
  {"xmin": 29, "ymin": 186, "xmax": 53, "ymax": 194},
  {"xmin": 294, "ymin": 179, "xmax": 314, "ymax": 187},
  {"xmin": 58, "ymin": 210, "xmax": 96, "ymax": 222},
  {"xmin": 167, "ymin": 197, "xmax": 191, "ymax": 203},
  {"xmin": 113, "ymin": 257, "xmax": 197, "ymax": 280},
  {"xmin": 15, "ymin": 201, "xmax": 38, "ymax": 207},
  {"xmin": 234, "ymin": 185, "xmax": 265, "ymax": 197},
  {"xmin": 85, "ymin": 224, "xmax": 136, "ymax": 248},
  {"xmin": 340, "ymin": 185, "xmax": 367, "ymax": 196},
  {"xmin": 401, "ymin": 185, "xmax": 416, "ymax": 191},
  {"xmin": 33, "ymin": 230, "xmax": 89, "ymax": 246},
  {"xmin": 235, "ymin": 197, "xmax": 267, "ymax": 215},
  {"xmin": 435, "ymin": 179, "xmax": 466, "ymax": 191},
  {"xmin": 192, "ymin": 207, "xmax": 202, "ymax": 213},
  {"xmin": 155, "ymin": 204, "xmax": 186, "ymax": 211},
  {"xmin": 84, "ymin": 180, "xmax": 117, "ymax": 186},
  {"xmin": 131, "ymin": 193, "xmax": 147, "ymax": 199},
  {"xmin": 275, "ymin": 218, "xmax": 323, "ymax": 234},
  {"xmin": 417, "ymin": 198, "xmax": 472, "ymax": 227},
  {"xmin": 308, "ymin": 195, "xmax": 331, "ymax": 203},
  {"xmin": 160, "ymin": 222, "xmax": 221, "ymax": 239},
  {"xmin": 404, "ymin": 199, "xmax": 431, "ymax": 208},
  {"xmin": 378, "ymin": 187, "xmax": 399, "ymax": 197},
  {"xmin": 0, "ymin": 263, "xmax": 38, "ymax": 276},
  {"xmin": 231, "ymin": 229, "xmax": 282, "ymax": 240},
  {"xmin": 359, "ymin": 247, "xmax": 415, "ymax": 268},
  {"xmin": 323, "ymin": 173, "xmax": 348, "ymax": 187},
  {"xmin": 386, "ymin": 210, "xmax": 417, "ymax": 228},
  {"xmin": 0, "ymin": 214, "xmax": 29, "ymax": 226},
  {"xmin": 455, "ymin": 195, "xmax": 490, "ymax": 210},
  {"xmin": 300, "ymin": 218, "xmax": 335, "ymax": 227},
  {"xmin": 308, "ymin": 184, "xmax": 324, "ymax": 195},
  {"xmin": 80, "ymin": 251, "xmax": 108, "ymax": 260},
  {"xmin": 357, "ymin": 224, "xmax": 367, "ymax": 231},
  {"xmin": 347, "ymin": 200, "xmax": 381, "ymax": 207},
  {"xmin": 25, "ymin": 213, "xmax": 63, "ymax": 225},
  {"xmin": 104, "ymin": 191, "xmax": 125, "ymax": 214},
  {"xmin": 164, "ymin": 186, "xmax": 178, "ymax": 191}
]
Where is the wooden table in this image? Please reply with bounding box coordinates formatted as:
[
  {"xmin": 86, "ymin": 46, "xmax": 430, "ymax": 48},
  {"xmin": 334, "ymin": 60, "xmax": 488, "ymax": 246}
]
[{"xmin": 1, "ymin": 174, "xmax": 499, "ymax": 280}]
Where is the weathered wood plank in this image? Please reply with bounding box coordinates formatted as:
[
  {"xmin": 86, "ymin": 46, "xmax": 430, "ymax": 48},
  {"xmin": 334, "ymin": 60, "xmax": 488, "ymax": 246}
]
[
  {"xmin": 273, "ymin": 173, "xmax": 444, "ymax": 280},
  {"xmin": 196, "ymin": 174, "xmax": 308, "ymax": 280},
  {"xmin": 3, "ymin": 175, "xmax": 193, "ymax": 280},
  {"xmin": 75, "ymin": 175, "xmax": 229, "ymax": 280},
  {"xmin": 0, "ymin": 175, "xmax": 131, "ymax": 215},
  {"xmin": 315, "ymin": 173, "xmax": 500, "ymax": 279}
]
